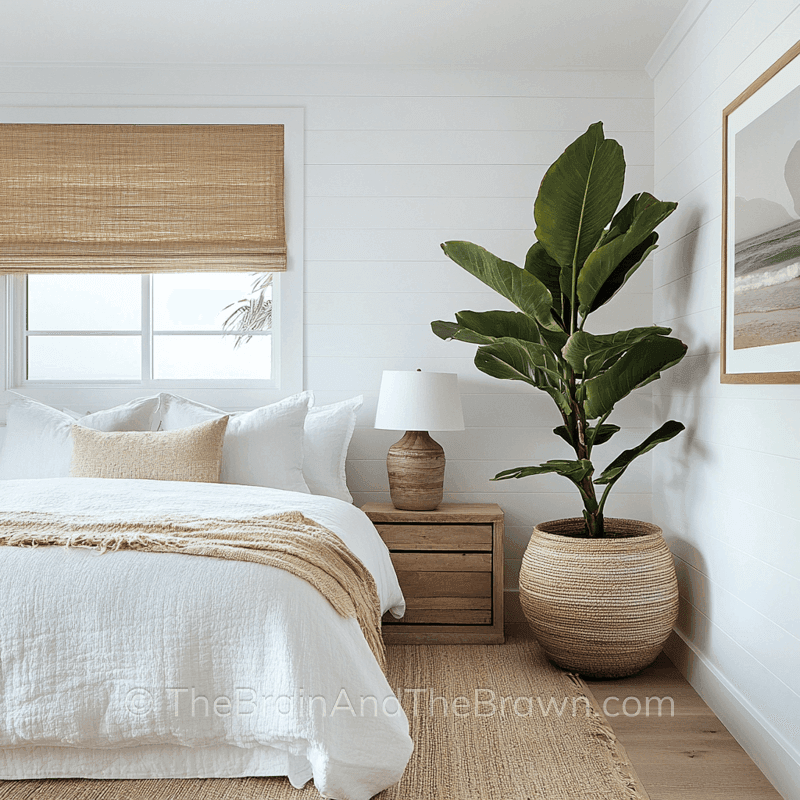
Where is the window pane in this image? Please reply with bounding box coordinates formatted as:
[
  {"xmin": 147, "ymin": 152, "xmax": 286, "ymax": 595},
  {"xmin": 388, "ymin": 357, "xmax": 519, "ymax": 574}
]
[
  {"xmin": 153, "ymin": 334, "xmax": 271, "ymax": 380},
  {"xmin": 27, "ymin": 336, "xmax": 141, "ymax": 381},
  {"xmin": 27, "ymin": 275, "xmax": 141, "ymax": 331},
  {"xmin": 152, "ymin": 273, "xmax": 272, "ymax": 331}
]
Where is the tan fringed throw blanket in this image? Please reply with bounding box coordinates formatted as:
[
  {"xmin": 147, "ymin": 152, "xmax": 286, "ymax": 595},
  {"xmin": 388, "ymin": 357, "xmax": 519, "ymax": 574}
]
[{"xmin": 0, "ymin": 510, "xmax": 386, "ymax": 670}]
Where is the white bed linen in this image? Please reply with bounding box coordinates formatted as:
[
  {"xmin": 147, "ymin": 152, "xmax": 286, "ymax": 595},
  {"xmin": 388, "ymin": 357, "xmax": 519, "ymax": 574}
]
[{"xmin": 0, "ymin": 478, "xmax": 412, "ymax": 800}]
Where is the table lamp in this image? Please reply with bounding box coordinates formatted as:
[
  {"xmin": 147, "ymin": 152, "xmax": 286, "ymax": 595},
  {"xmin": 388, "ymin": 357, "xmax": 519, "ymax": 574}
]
[{"xmin": 374, "ymin": 370, "xmax": 465, "ymax": 511}]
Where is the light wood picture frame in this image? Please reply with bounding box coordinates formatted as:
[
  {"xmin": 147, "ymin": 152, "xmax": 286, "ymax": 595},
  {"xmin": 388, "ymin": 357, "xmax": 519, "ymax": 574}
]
[{"xmin": 722, "ymin": 39, "xmax": 800, "ymax": 383}]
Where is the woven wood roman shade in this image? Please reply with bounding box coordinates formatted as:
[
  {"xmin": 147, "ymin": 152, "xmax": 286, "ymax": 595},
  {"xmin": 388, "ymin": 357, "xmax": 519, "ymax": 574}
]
[{"xmin": 0, "ymin": 124, "xmax": 286, "ymax": 273}]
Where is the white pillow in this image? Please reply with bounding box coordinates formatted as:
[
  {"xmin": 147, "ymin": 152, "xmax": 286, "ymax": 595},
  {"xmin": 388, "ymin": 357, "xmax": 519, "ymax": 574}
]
[
  {"xmin": 0, "ymin": 394, "xmax": 160, "ymax": 480},
  {"xmin": 157, "ymin": 392, "xmax": 312, "ymax": 494},
  {"xmin": 305, "ymin": 396, "xmax": 362, "ymax": 503},
  {"xmin": 66, "ymin": 397, "xmax": 160, "ymax": 432}
]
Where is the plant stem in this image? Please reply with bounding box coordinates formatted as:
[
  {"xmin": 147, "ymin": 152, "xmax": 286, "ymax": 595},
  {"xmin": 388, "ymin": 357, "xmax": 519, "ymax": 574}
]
[{"xmin": 566, "ymin": 372, "xmax": 603, "ymax": 538}]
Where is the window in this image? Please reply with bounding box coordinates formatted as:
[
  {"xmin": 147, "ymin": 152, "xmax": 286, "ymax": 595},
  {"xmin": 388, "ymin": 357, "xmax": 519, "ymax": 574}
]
[
  {"xmin": 1, "ymin": 107, "xmax": 305, "ymax": 412},
  {"xmin": 24, "ymin": 272, "xmax": 274, "ymax": 383}
]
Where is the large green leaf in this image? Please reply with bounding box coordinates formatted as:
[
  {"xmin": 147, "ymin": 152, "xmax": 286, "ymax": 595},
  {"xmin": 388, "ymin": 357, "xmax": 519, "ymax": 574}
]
[
  {"xmin": 525, "ymin": 241, "xmax": 565, "ymax": 322},
  {"xmin": 533, "ymin": 122, "xmax": 625, "ymax": 277},
  {"xmin": 596, "ymin": 192, "xmax": 640, "ymax": 246},
  {"xmin": 588, "ymin": 423, "xmax": 621, "ymax": 446},
  {"xmin": 462, "ymin": 309, "xmax": 567, "ymax": 349},
  {"xmin": 440, "ymin": 241, "xmax": 560, "ymax": 331},
  {"xmin": 577, "ymin": 193, "xmax": 677, "ymax": 316},
  {"xmin": 432, "ymin": 319, "xmax": 469, "ymax": 341},
  {"xmin": 583, "ymin": 336, "xmax": 688, "ymax": 419},
  {"xmin": 474, "ymin": 339, "xmax": 571, "ymax": 414},
  {"xmin": 492, "ymin": 459, "xmax": 593, "ymax": 483},
  {"xmin": 457, "ymin": 310, "xmax": 542, "ymax": 342},
  {"xmin": 553, "ymin": 422, "xmax": 620, "ymax": 449},
  {"xmin": 473, "ymin": 337, "xmax": 562, "ymax": 386},
  {"xmin": 595, "ymin": 420, "xmax": 685, "ymax": 485},
  {"xmin": 552, "ymin": 424, "xmax": 574, "ymax": 448},
  {"xmin": 588, "ymin": 232, "xmax": 659, "ymax": 313},
  {"xmin": 537, "ymin": 325, "xmax": 570, "ymax": 353},
  {"xmin": 562, "ymin": 326, "xmax": 672, "ymax": 377},
  {"xmin": 433, "ymin": 310, "xmax": 568, "ymax": 354}
]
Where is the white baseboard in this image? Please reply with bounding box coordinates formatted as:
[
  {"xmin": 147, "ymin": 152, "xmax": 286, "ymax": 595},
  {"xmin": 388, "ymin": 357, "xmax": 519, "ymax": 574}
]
[{"xmin": 664, "ymin": 629, "xmax": 799, "ymax": 800}]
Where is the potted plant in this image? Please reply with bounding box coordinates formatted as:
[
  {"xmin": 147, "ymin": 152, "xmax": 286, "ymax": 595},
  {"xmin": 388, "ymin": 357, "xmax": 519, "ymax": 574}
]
[{"xmin": 432, "ymin": 122, "xmax": 686, "ymax": 678}]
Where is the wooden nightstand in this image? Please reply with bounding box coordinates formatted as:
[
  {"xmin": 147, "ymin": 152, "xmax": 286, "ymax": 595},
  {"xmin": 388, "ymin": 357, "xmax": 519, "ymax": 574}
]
[{"xmin": 362, "ymin": 502, "xmax": 504, "ymax": 644}]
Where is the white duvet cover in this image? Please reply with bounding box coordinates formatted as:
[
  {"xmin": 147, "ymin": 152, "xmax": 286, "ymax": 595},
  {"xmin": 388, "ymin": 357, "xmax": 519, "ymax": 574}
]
[{"xmin": 0, "ymin": 478, "xmax": 413, "ymax": 800}]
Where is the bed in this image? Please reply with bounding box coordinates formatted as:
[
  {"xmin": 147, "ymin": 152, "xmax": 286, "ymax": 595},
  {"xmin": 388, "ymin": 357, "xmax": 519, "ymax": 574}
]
[{"xmin": 0, "ymin": 475, "xmax": 413, "ymax": 800}]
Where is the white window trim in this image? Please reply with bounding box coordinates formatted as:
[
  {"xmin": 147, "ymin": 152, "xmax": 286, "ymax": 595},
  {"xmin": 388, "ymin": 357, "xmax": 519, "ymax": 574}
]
[{"xmin": 0, "ymin": 107, "xmax": 304, "ymax": 418}]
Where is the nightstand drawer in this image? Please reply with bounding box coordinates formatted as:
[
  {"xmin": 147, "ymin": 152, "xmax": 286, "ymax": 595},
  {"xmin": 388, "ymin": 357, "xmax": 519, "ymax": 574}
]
[
  {"xmin": 385, "ymin": 597, "xmax": 492, "ymax": 626},
  {"xmin": 394, "ymin": 570, "xmax": 492, "ymax": 598},
  {"xmin": 389, "ymin": 552, "xmax": 490, "ymax": 572},
  {"xmin": 388, "ymin": 609, "xmax": 492, "ymax": 625},
  {"xmin": 376, "ymin": 524, "xmax": 492, "ymax": 551}
]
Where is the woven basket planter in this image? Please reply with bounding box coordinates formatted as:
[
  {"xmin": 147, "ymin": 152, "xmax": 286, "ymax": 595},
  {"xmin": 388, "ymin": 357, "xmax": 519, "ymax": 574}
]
[{"xmin": 519, "ymin": 518, "xmax": 679, "ymax": 679}]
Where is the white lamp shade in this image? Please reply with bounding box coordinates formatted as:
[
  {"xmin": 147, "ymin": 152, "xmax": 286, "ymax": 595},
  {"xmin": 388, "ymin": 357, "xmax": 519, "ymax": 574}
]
[{"xmin": 374, "ymin": 370, "xmax": 465, "ymax": 432}]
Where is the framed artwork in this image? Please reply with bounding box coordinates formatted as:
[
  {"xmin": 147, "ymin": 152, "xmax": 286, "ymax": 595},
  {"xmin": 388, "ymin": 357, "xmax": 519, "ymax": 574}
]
[{"xmin": 722, "ymin": 40, "xmax": 800, "ymax": 383}]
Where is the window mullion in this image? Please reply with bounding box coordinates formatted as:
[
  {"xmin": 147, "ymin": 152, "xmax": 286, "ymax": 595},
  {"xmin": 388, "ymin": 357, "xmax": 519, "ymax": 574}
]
[
  {"xmin": 141, "ymin": 274, "xmax": 152, "ymax": 384},
  {"xmin": 12, "ymin": 275, "xmax": 27, "ymax": 387}
]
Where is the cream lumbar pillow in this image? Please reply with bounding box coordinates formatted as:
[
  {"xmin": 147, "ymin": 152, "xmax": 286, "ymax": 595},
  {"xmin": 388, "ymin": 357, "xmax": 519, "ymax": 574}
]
[{"xmin": 70, "ymin": 416, "xmax": 229, "ymax": 483}]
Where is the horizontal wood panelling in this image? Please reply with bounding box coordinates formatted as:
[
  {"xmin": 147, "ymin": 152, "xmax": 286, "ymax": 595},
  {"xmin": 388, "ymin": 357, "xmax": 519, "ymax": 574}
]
[
  {"xmin": 307, "ymin": 356, "xmax": 519, "ymax": 393},
  {"xmin": 305, "ymin": 257, "xmax": 653, "ymax": 294},
  {"xmin": 348, "ymin": 455, "xmax": 652, "ymax": 494},
  {"xmin": 306, "ymin": 96, "xmax": 655, "ymax": 131},
  {"xmin": 348, "ymin": 426, "xmax": 652, "ymax": 464},
  {"xmin": 672, "ymin": 596, "xmax": 800, "ymax": 736},
  {"xmin": 662, "ymin": 485, "xmax": 800, "ymax": 598},
  {"xmin": 653, "ymin": 214, "xmax": 721, "ymax": 288},
  {"xmin": 306, "ymin": 196, "xmax": 537, "ymax": 230},
  {"xmin": 0, "ymin": 95, "xmax": 655, "ymax": 131},
  {"xmin": 307, "ymin": 163, "xmax": 655, "ymax": 198},
  {"xmin": 306, "ymin": 129, "xmax": 654, "ymax": 166},
  {"xmin": 304, "ymin": 227, "xmax": 536, "ymax": 262},
  {"xmin": 305, "ymin": 291, "xmax": 515, "ymax": 324},
  {"xmin": 653, "ymin": 4, "xmax": 800, "ymax": 796},
  {"xmin": 672, "ymin": 553, "xmax": 800, "ymax": 675},
  {"xmin": 653, "ymin": 0, "xmax": 751, "ymax": 112},
  {"xmin": 654, "ymin": 130, "xmax": 720, "ymax": 203},
  {"xmin": 305, "ymin": 324, "xmax": 464, "ymax": 359},
  {"xmin": 655, "ymin": 1, "xmax": 799, "ymax": 144},
  {"xmin": 0, "ymin": 65, "xmax": 654, "ymax": 99},
  {"xmin": 305, "ymin": 289, "xmax": 652, "ymax": 327},
  {"xmin": 316, "ymin": 388, "xmax": 655, "ymax": 429}
]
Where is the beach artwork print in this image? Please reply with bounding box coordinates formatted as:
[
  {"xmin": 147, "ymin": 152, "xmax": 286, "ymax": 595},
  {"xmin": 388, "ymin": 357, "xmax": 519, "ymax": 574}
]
[
  {"xmin": 723, "ymin": 40, "xmax": 800, "ymax": 382},
  {"xmin": 733, "ymin": 83, "xmax": 800, "ymax": 350}
]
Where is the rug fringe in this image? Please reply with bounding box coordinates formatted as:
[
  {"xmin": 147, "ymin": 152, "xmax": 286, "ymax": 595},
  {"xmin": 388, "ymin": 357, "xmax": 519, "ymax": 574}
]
[{"xmin": 565, "ymin": 673, "xmax": 651, "ymax": 800}]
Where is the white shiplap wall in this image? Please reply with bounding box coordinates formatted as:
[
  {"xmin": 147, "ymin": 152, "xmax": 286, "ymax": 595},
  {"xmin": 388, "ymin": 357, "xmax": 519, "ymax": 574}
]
[
  {"xmin": 650, "ymin": 3, "xmax": 800, "ymax": 797},
  {"xmin": 0, "ymin": 64, "xmax": 655, "ymax": 587}
]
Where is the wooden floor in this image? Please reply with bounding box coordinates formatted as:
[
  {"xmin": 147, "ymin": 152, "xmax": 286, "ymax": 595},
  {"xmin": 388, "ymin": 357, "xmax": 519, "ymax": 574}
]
[{"xmin": 505, "ymin": 595, "xmax": 784, "ymax": 800}]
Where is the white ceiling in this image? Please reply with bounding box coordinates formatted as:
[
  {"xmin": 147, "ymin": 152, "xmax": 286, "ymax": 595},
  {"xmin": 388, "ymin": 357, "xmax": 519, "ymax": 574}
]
[{"xmin": 2, "ymin": 0, "xmax": 687, "ymax": 70}]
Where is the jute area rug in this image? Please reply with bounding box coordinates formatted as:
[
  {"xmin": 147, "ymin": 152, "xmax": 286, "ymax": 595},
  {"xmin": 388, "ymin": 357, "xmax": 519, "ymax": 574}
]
[{"xmin": 0, "ymin": 632, "xmax": 647, "ymax": 800}]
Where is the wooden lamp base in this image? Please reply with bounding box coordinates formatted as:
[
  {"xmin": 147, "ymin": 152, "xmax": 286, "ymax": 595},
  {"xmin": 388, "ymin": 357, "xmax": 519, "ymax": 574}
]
[{"xmin": 386, "ymin": 430, "xmax": 445, "ymax": 511}]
